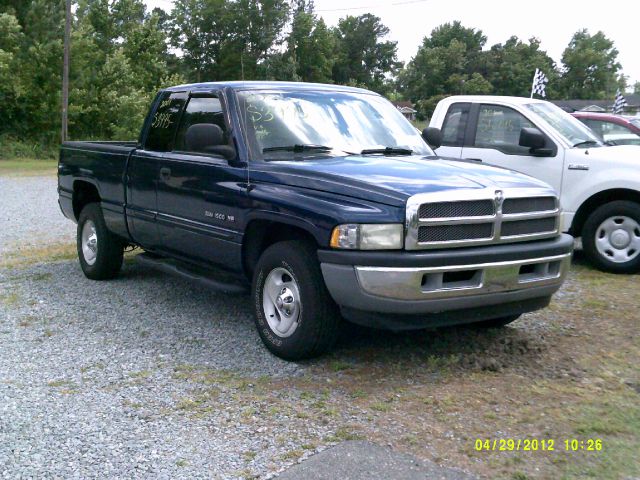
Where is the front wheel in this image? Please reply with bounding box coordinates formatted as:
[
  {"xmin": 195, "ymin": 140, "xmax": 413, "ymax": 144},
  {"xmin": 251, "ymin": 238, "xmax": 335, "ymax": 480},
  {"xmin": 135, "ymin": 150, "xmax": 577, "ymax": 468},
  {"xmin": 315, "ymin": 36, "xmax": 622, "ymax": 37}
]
[
  {"xmin": 77, "ymin": 203, "xmax": 124, "ymax": 280},
  {"xmin": 251, "ymin": 240, "xmax": 340, "ymax": 360},
  {"xmin": 582, "ymin": 201, "xmax": 640, "ymax": 274}
]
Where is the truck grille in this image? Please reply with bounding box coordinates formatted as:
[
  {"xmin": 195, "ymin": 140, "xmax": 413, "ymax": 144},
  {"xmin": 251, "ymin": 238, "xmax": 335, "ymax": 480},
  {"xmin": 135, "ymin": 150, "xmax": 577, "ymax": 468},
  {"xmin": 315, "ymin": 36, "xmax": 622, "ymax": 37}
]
[
  {"xmin": 502, "ymin": 196, "xmax": 556, "ymax": 214},
  {"xmin": 502, "ymin": 217, "xmax": 557, "ymax": 237},
  {"xmin": 418, "ymin": 223, "xmax": 493, "ymax": 242},
  {"xmin": 406, "ymin": 188, "xmax": 560, "ymax": 250},
  {"xmin": 418, "ymin": 200, "xmax": 493, "ymax": 219}
]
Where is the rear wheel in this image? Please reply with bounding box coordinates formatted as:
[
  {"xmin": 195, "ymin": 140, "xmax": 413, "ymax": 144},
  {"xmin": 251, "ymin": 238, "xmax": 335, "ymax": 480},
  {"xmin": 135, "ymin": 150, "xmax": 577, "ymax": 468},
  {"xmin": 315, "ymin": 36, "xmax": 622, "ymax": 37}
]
[
  {"xmin": 472, "ymin": 314, "xmax": 521, "ymax": 329},
  {"xmin": 582, "ymin": 201, "xmax": 640, "ymax": 273},
  {"xmin": 77, "ymin": 203, "xmax": 124, "ymax": 280},
  {"xmin": 252, "ymin": 240, "xmax": 340, "ymax": 360}
]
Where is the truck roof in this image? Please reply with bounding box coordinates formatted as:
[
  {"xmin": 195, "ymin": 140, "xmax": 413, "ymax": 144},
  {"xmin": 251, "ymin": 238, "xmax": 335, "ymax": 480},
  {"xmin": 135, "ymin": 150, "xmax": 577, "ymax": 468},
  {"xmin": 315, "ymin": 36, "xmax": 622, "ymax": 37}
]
[
  {"xmin": 165, "ymin": 80, "xmax": 376, "ymax": 95},
  {"xmin": 437, "ymin": 95, "xmax": 549, "ymax": 106}
]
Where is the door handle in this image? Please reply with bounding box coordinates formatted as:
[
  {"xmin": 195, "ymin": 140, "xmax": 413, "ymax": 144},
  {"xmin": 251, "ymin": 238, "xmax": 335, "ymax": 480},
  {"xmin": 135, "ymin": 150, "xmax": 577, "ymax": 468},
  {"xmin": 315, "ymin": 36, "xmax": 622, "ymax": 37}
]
[
  {"xmin": 160, "ymin": 167, "xmax": 171, "ymax": 179},
  {"xmin": 466, "ymin": 158, "xmax": 483, "ymax": 162}
]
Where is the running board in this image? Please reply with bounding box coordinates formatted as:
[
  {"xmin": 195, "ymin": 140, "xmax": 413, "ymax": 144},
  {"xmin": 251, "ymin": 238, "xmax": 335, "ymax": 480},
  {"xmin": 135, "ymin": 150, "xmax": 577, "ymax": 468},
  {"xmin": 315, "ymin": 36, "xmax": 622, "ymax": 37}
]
[{"xmin": 136, "ymin": 253, "xmax": 248, "ymax": 294}]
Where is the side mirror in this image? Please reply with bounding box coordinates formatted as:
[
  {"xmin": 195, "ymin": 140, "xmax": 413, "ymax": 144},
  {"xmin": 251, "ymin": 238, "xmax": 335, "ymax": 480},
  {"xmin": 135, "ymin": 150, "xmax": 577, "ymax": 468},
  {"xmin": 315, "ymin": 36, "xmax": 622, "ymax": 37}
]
[
  {"xmin": 519, "ymin": 127, "xmax": 546, "ymax": 150},
  {"xmin": 422, "ymin": 127, "xmax": 442, "ymax": 149}
]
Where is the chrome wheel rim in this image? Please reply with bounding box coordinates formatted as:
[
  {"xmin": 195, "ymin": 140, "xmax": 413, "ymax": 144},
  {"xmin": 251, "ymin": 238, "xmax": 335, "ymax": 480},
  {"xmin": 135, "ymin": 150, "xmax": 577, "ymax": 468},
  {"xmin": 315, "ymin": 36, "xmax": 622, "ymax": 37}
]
[
  {"xmin": 262, "ymin": 267, "xmax": 301, "ymax": 338},
  {"xmin": 81, "ymin": 220, "xmax": 98, "ymax": 266},
  {"xmin": 595, "ymin": 215, "xmax": 640, "ymax": 263}
]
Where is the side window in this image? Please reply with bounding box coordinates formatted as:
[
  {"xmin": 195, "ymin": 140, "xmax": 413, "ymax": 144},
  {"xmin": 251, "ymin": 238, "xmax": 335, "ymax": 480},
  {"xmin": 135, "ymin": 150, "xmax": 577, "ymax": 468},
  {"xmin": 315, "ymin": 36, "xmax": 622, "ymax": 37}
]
[
  {"xmin": 602, "ymin": 121, "xmax": 635, "ymax": 136},
  {"xmin": 441, "ymin": 103, "xmax": 469, "ymax": 147},
  {"xmin": 145, "ymin": 92, "xmax": 187, "ymax": 152},
  {"xmin": 174, "ymin": 96, "xmax": 229, "ymax": 154},
  {"xmin": 474, "ymin": 105, "xmax": 535, "ymax": 155}
]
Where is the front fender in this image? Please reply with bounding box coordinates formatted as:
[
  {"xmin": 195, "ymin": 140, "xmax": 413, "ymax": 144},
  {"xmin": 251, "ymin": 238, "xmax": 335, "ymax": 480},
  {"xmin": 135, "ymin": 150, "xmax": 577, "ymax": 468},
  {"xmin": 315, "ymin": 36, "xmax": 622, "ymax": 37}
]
[{"xmin": 246, "ymin": 183, "xmax": 404, "ymax": 247}]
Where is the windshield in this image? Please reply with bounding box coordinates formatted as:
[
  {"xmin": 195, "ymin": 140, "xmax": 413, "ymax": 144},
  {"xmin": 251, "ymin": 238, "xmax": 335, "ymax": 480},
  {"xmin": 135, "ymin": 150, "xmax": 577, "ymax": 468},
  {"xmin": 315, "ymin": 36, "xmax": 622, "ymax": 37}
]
[
  {"xmin": 525, "ymin": 102, "xmax": 603, "ymax": 147},
  {"xmin": 630, "ymin": 118, "xmax": 640, "ymax": 129},
  {"xmin": 237, "ymin": 90, "xmax": 433, "ymax": 160}
]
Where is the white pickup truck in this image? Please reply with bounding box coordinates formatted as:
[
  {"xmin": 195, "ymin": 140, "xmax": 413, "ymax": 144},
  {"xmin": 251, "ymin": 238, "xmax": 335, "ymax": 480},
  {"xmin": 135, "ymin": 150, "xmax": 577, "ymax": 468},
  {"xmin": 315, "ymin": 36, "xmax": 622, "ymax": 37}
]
[{"xmin": 428, "ymin": 96, "xmax": 640, "ymax": 273}]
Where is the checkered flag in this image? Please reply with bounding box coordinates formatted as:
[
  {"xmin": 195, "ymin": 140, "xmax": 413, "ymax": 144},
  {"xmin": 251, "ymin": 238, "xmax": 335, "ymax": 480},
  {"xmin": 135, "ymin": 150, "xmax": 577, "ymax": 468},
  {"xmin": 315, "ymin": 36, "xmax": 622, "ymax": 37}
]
[
  {"xmin": 530, "ymin": 68, "xmax": 549, "ymax": 98},
  {"xmin": 612, "ymin": 90, "xmax": 628, "ymax": 114}
]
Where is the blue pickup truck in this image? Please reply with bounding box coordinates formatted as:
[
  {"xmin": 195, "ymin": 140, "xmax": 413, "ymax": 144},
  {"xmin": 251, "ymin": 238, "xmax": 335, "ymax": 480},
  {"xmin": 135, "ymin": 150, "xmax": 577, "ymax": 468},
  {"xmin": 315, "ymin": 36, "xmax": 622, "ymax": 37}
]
[{"xmin": 58, "ymin": 81, "xmax": 573, "ymax": 359}]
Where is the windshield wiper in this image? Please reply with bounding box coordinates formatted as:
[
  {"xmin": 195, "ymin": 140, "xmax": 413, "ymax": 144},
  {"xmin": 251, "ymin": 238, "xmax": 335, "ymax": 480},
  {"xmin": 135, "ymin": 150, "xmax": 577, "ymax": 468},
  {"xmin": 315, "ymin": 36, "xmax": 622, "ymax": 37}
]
[
  {"xmin": 572, "ymin": 140, "xmax": 600, "ymax": 148},
  {"xmin": 263, "ymin": 144, "xmax": 333, "ymax": 153},
  {"xmin": 360, "ymin": 147, "xmax": 413, "ymax": 155}
]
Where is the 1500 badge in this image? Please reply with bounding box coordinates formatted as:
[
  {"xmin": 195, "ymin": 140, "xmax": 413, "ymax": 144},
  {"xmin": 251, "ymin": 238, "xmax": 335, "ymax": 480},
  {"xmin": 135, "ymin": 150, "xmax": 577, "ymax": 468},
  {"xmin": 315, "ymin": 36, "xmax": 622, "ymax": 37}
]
[{"xmin": 205, "ymin": 210, "xmax": 235, "ymax": 222}]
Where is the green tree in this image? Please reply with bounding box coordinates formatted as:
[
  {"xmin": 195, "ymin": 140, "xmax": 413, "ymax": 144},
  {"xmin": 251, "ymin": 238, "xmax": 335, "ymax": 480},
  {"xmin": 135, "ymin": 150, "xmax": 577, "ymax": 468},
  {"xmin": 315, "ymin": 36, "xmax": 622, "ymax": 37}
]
[
  {"xmin": 559, "ymin": 29, "xmax": 623, "ymax": 99},
  {"xmin": 479, "ymin": 36, "xmax": 559, "ymax": 98},
  {"xmin": 0, "ymin": 12, "xmax": 23, "ymax": 132},
  {"xmin": 170, "ymin": 0, "xmax": 289, "ymax": 82},
  {"xmin": 281, "ymin": 7, "xmax": 334, "ymax": 82},
  {"xmin": 398, "ymin": 22, "xmax": 491, "ymax": 117},
  {"xmin": 2, "ymin": 0, "xmax": 65, "ymax": 142},
  {"xmin": 70, "ymin": 0, "xmax": 181, "ymax": 139},
  {"xmin": 331, "ymin": 14, "xmax": 401, "ymax": 94}
]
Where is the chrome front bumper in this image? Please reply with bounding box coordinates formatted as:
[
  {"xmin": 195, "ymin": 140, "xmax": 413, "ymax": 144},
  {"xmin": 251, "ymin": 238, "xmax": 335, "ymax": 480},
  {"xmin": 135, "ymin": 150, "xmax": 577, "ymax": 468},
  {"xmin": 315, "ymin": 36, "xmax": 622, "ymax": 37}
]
[
  {"xmin": 319, "ymin": 234, "xmax": 574, "ymax": 326},
  {"xmin": 354, "ymin": 253, "xmax": 571, "ymax": 301}
]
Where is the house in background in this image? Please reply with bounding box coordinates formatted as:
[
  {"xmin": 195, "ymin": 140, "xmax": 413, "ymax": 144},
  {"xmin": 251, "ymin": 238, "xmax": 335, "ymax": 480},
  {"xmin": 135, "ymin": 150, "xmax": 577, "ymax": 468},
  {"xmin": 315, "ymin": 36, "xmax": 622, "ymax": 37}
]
[
  {"xmin": 392, "ymin": 101, "xmax": 417, "ymax": 121},
  {"xmin": 552, "ymin": 94, "xmax": 640, "ymax": 115}
]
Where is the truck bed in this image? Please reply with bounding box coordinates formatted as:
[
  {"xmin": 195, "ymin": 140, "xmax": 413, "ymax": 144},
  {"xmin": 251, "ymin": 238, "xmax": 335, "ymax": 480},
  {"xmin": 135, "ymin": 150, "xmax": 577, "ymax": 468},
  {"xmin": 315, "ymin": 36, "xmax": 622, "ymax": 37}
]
[{"xmin": 58, "ymin": 141, "xmax": 138, "ymax": 239}]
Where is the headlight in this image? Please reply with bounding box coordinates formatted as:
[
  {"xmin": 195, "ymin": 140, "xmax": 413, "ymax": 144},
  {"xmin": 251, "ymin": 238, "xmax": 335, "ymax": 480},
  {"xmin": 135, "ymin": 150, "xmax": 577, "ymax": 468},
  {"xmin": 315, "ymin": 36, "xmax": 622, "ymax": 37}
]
[{"xmin": 330, "ymin": 224, "xmax": 404, "ymax": 250}]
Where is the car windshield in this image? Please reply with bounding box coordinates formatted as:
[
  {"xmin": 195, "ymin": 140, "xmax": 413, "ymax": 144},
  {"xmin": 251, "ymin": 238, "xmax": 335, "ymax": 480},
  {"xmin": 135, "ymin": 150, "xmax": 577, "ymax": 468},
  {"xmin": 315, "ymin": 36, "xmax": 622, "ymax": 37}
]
[
  {"xmin": 525, "ymin": 102, "xmax": 603, "ymax": 147},
  {"xmin": 630, "ymin": 118, "xmax": 640, "ymax": 129},
  {"xmin": 237, "ymin": 90, "xmax": 433, "ymax": 160}
]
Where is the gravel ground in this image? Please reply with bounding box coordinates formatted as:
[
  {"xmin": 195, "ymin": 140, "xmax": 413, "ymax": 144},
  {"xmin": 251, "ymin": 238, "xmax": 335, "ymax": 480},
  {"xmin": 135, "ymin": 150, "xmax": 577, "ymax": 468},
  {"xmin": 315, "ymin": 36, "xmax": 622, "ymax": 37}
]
[
  {"xmin": 0, "ymin": 260, "xmax": 321, "ymax": 479},
  {"xmin": 0, "ymin": 175, "xmax": 75, "ymax": 254},
  {"xmin": 0, "ymin": 174, "xmax": 325, "ymax": 478}
]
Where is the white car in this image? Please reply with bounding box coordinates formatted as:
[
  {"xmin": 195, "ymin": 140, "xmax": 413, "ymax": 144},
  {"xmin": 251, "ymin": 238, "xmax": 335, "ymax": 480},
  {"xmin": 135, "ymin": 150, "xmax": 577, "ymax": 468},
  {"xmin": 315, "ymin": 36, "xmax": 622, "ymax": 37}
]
[{"xmin": 428, "ymin": 95, "xmax": 640, "ymax": 273}]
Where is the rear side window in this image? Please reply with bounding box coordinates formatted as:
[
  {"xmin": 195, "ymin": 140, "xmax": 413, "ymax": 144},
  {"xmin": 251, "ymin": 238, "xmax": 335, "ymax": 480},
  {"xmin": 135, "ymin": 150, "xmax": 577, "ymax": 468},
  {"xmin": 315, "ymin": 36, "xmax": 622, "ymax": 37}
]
[
  {"xmin": 145, "ymin": 92, "xmax": 187, "ymax": 152},
  {"xmin": 174, "ymin": 96, "xmax": 228, "ymax": 152},
  {"xmin": 441, "ymin": 103, "xmax": 470, "ymax": 146}
]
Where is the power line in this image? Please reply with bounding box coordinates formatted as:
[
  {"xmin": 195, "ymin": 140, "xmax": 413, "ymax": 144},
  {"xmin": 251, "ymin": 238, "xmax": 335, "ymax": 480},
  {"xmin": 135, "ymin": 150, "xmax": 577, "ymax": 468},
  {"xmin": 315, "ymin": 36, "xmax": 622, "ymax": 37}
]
[{"xmin": 316, "ymin": 0, "xmax": 430, "ymax": 12}]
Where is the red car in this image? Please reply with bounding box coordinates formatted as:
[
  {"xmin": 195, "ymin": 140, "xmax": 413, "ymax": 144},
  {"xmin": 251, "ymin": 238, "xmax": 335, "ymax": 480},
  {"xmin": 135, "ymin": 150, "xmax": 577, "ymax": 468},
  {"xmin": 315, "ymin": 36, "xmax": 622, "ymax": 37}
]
[{"xmin": 572, "ymin": 112, "xmax": 640, "ymax": 146}]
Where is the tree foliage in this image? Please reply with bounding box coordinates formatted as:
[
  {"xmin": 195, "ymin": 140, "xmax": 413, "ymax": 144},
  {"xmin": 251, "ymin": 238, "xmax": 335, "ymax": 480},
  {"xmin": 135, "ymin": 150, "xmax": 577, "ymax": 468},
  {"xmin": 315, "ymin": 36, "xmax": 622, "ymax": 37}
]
[
  {"xmin": 399, "ymin": 21, "xmax": 492, "ymax": 118},
  {"xmin": 331, "ymin": 14, "xmax": 401, "ymax": 94},
  {"xmin": 0, "ymin": 3, "xmax": 632, "ymax": 146},
  {"xmin": 481, "ymin": 36, "xmax": 559, "ymax": 97},
  {"xmin": 558, "ymin": 29, "xmax": 623, "ymax": 99}
]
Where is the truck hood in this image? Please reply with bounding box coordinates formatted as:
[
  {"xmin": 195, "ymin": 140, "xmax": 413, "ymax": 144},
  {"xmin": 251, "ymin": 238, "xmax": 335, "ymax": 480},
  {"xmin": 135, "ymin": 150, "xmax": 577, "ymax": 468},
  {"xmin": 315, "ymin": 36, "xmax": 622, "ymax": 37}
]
[
  {"xmin": 250, "ymin": 155, "xmax": 552, "ymax": 206},
  {"xmin": 566, "ymin": 144, "xmax": 640, "ymax": 166}
]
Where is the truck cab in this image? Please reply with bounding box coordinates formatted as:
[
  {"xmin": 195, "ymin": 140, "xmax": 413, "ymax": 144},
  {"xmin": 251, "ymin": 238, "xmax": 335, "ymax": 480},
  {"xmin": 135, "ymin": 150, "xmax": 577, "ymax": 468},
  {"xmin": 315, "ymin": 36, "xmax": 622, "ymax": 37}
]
[{"xmin": 430, "ymin": 96, "xmax": 640, "ymax": 273}]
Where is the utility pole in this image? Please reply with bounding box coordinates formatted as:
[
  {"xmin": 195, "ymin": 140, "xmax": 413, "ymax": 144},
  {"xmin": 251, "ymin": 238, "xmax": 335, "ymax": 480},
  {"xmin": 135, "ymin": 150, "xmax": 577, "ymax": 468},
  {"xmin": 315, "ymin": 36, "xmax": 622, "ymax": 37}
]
[{"xmin": 61, "ymin": 0, "xmax": 71, "ymax": 142}]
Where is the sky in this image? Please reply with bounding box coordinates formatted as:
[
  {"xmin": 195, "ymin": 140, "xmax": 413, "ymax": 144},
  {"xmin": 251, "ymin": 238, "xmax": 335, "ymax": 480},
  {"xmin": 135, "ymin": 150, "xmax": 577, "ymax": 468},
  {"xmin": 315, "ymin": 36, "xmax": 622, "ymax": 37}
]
[{"xmin": 144, "ymin": 0, "xmax": 640, "ymax": 87}]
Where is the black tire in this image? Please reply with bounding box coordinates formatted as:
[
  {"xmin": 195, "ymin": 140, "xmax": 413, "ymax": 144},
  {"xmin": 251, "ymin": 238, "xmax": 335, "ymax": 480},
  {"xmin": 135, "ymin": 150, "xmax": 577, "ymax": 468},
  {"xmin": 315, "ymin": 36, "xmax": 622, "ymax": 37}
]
[
  {"xmin": 472, "ymin": 314, "xmax": 521, "ymax": 329},
  {"xmin": 77, "ymin": 203, "xmax": 124, "ymax": 280},
  {"xmin": 252, "ymin": 240, "xmax": 340, "ymax": 360},
  {"xmin": 582, "ymin": 200, "xmax": 640, "ymax": 274}
]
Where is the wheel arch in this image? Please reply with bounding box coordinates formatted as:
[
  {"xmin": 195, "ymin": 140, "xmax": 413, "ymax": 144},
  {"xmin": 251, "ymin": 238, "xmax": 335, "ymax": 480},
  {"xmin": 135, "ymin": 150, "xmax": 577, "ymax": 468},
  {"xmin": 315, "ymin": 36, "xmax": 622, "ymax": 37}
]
[
  {"xmin": 72, "ymin": 180, "xmax": 101, "ymax": 221},
  {"xmin": 242, "ymin": 218, "xmax": 321, "ymax": 280},
  {"xmin": 570, "ymin": 188, "xmax": 640, "ymax": 237}
]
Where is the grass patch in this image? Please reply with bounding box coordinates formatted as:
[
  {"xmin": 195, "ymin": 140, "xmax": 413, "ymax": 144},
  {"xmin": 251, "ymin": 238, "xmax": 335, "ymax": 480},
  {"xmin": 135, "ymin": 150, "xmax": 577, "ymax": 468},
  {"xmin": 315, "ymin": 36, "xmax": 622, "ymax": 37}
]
[
  {"xmin": 0, "ymin": 159, "xmax": 58, "ymax": 176},
  {"xmin": 328, "ymin": 360, "xmax": 352, "ymax": 372},
  {"xmin": 0, "ymin": 243, "xmax": 76, "ymax": 268},
  {"xmin": 280, "ymin": 449, "xmax": 304, "ymax": 461},
  {"xmin": 0, "ymin": 291, "xmax": 21, "ymax": 306}
]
